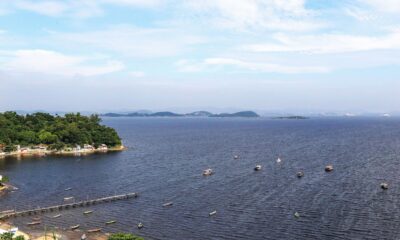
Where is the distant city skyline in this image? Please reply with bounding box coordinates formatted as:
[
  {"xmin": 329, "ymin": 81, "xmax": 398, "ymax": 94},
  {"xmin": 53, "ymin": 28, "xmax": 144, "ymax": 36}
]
[{"xmin": 1, "ymin": 0, "xmax": 400, "ymax": 112}]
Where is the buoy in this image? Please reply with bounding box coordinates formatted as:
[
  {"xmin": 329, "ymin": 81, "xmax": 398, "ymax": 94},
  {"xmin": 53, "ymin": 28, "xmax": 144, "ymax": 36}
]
[
  {"xmin": 325, "ymin": 165, "xmax": 333, "ymax": 172},
  {"xmin": 297, "ymin": 171, "xmax": 304, "ymax": 178},
  {"xmin": 294, "ymin": 212, "xmax": 300, "ymax": 218},
  {"xmin": 380, "ymin": 183, "xmax": 389, "ymax": 190}
]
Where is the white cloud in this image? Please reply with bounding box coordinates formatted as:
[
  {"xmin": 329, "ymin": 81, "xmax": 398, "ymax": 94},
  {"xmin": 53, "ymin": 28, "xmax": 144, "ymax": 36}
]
[
  {"xmin": 15, "ymin": 1, "xmax": 68, "ymax": 17},
  {"xmin": 184, "ymin": 0, "xmax": 322, "ymax": 32},
  {"xmin": 50, "ymin": 25, "xmax": 207, "ymax": 58},
  {"xmin": 1, "ymin": 49, "xmax": 124, "ymax": 76},
  {"xmin": 101, "ymin": 0, "xmax": 162, "ymax": 8},
  {"xmin": 130, "ymin": 71, "xmax": 145, "ymax": 77},
  {"xmin": 243, "ymin": 30, "xmax": 400, "ymax": 54},
  {"xmin": 176, "ymin": 57, "xmax": 329, "ymax": 74},
  {"xmin": 361, "ymin": 0, "xmax": 400, "ymax": 13}
]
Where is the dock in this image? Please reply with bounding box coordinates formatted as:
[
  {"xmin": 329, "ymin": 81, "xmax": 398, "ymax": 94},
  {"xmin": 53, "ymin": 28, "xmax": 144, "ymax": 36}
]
[{"xmin": 0, "ymin": 192, "xmax": 138, "ymax": 220}]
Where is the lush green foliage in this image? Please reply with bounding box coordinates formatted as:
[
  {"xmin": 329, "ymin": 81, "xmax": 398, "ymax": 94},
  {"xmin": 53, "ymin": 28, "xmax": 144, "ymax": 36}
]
[
  {"xmin": 0, "ymin": 175, "xmax": 9, "ymax": 183},
  {"xmin": 0, "ymin": 233, "xmax": 24, "ymax": 240},
  {"xmin": 0, "ymin": 112, "xmax": 121, "ymax": 150},
  {"xmin": 108, "ymin": 233, "xmax": 144, "ymax": 240}
]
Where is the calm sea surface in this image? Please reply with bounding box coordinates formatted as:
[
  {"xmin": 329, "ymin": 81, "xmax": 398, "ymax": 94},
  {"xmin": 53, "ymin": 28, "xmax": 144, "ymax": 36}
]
[{"xmin": 2, "ymin": 117, "xmax": 400, "ymax": 240}]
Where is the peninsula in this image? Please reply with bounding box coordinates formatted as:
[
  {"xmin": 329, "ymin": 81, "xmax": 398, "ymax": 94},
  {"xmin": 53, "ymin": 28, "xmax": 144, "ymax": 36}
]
[{"xmin": 0, "ymin": 112, "xmax": 123, "ymax": 158}]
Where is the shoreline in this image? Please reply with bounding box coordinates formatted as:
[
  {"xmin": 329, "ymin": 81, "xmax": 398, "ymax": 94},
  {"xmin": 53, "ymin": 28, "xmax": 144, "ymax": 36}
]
[
  {"xmin": 1, "ymin": 221, "xmax": 110, "ymax": 240},
  {"xmin": 0, "ymin": 145, "xmax": 126, "ymax": 159}
]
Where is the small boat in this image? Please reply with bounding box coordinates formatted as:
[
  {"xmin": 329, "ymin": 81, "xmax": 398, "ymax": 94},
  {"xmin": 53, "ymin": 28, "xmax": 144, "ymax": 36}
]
[
  {"xmin": 254, "ymin": 165, "xmax": 262, "ymax": 171},
  {"xmin": 64, "ymin": 197, "xmax": 74, "ymax": 201},
  {"xmin": 137, "ymin": 223, "xmax": 144, "ymax": 229},
  {"xmin": 294, "ymin": 212, "xmax": 300, "ymax": 218},
  {"xmin": 325, "ymin": 165, "xmax": 333, "ymax": 172},
  {"xmin": 297, "ymin": 171, "xmax": 304, "ymax": 178},
  {"xmin": 52, "ymin": 214, "xmax": 62, "ymax": 218},
  {"xmin": 70, "ymin": 225, "xmax": 80, "ymax": 230},
  {"xmin": 203, "ymin": 168, "xmax": 213, "ymax": 176},
  {"xmin": 32, "ymin": 217, "xmax": 41, "ymax": 221},
  {"xmin": 65, "ymin": 188, "xmax": 72, "ymax": 191},
  {"xmin": 234, "ymin": 155, "xmax": 239, "ymax": 159},
  {"xmin": 87, "ymin": 228, "xmax": 102, "ymax": 233},
  {"xmin": 81, "ymin": 234, "xmax": 87, "ymax": 240},
  {"xmin": 27, "ymin": 221, "xmax": 41, "ymax": 226},
  {"xmin": 209, "ymin": 210, "xmax": 217, "ymax": 216},
  {"xmin": 381, "ymin": 183, "xmax": 389, "ymax": 190},
  {"xmin": 105, "ymin": 220, "xmax": 116, "ymax": 225},
  {"xmin": 83, "ymin": 210, "xmax": 94, "ymax": 215},
  {"xmin": 162, "ymin": 202, "xmax": 173, "ymax": 207},
  {"xmin": 276, "ymin": 157, "xmax": 282, "ymax": 163}
]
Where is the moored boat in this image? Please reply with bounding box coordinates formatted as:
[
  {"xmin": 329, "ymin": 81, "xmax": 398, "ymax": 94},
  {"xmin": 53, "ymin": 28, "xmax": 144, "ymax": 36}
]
[
  {"xmin": 64, "ymin": 196, "xmax": 74, "ymax": 201},
  {"xmin": 209, "ymin": 210, "xmax": 217, "ymax": 216},
  {"xmin": 27, "ymin": 221, "xmax": 41, "ymax": 226},
  {"xmin": 162, "ymin": 202, "xmax": 173, "ymax": 207},
  {"xmin": 325, "ymin": 165, "xmax": 333, "ymax": 172},
  {"xmin": 70, "ymin": 224, "xmax": 80, "ymax": 230},
  {"xmin": 83, "ymin": 210, "xmax": 94, "ymax": 215},
  {"xmin": 87, "ymin": 228, "xmax": 102, "ymax": 233},
  {"xmin": 203, "ymin": 168, "xmax": 213, "ymax": 176},
  {"xmin": 137, "ymin": 222, "xmax": 144, "ymax": 229},
  {"xmin": 254, "ymin": 165, "xmax": 262, "ymax": 171},
  {"xmin": 105, "ymin": 220, "xmax": 116, "ymax": 225},
  {"xmin": 52, "ymin": 214, "xmax": 62, "ymax": 218},
  {"xmin": 297, "ymin": 171, "xmax": 304, "ymax": 178}
]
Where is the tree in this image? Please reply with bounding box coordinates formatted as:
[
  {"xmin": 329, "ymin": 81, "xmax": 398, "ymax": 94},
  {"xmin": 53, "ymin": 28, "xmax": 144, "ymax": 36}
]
[{"xmin": 108, "ymin": 233, "xmax": 144, "ymax": 240}]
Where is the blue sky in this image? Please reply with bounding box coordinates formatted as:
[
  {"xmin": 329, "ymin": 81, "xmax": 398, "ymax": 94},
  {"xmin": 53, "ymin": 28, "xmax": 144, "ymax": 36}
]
[{"xmin": 1, "ymin": 0, "xmax": 400, "ymax": 114}]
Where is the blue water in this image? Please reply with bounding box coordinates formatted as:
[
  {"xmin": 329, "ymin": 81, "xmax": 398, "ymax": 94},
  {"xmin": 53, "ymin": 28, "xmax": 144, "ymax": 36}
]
[{"xmin": 2, "ymin": 117, "xmax": 400, "ymax": 239}]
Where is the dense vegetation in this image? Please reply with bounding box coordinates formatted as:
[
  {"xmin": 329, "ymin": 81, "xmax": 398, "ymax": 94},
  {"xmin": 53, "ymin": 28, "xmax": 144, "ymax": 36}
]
[
  {"xmin": 108, "ymin": 233, "xmax": 144, "ymax": 240},
  {"xmin": 0, "ymin": 233, "xmax": 24, "ymax": 240},
  {"xmin": 0, "ymin": 112, "xmax": 121, "ymax": 151}
]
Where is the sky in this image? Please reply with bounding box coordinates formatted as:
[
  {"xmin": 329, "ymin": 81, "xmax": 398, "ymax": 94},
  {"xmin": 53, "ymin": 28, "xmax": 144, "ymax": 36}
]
[{"xmin": 1, "ymin": 0, "xmax": 400, "ymax": 114}]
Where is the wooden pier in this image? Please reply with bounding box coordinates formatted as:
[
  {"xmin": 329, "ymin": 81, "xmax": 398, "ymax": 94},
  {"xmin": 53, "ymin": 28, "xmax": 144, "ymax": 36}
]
[{"xmin": 0, "ymin": 192, "xmax": 138, "ymax": 220}]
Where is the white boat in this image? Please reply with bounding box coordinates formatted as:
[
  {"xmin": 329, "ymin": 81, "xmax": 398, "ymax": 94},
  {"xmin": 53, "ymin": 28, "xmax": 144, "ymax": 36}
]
[
  {"xmin": 276, "ymin": 157, "xmax": 282, "ymax": 163},
  {"xmin": 162, "ymin": 202, "xmax": 173, "ymax": 207},
  {"xmin": 70, "ymin": 224, "xmax": 80, "ymax": 230},
  {"xmin": 52, "ymin": 214, "xmax": 62, "ymax": 218},
  {"xmin": 209, "ymin": 210, "xmax": 217, "ymax": 216},
  {"xmin": 254, "ymin": 165, "xmax": 262, "ymax": 171},
  {"xmin": 233, "ymin": 155, "xmax": 239, "ymax": 159},
  {"xmin": 137, "ymin": 222, "xmax": 144, "ymax": 229},
  {"xmin": 203, "ymin": 168, "xmax": 213, "ymax": 176},
  {"xmin": 64, "ymin": 197, "xmax": 74, "ymax": 201}
]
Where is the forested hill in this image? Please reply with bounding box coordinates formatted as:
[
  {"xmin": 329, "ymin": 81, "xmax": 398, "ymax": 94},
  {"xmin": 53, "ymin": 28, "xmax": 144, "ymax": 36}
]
[{"xmin": 0, "ymin": 112, "xmax": 121, "ymax": 151}]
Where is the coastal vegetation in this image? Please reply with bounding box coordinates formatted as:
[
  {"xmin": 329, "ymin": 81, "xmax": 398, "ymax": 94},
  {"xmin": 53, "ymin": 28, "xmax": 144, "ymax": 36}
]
[
  {"xmin": 0, "ymin": 112, "xmax": 121, "ymax": 152},
  {"xmin": 108, "ymin": 233, "xmax": 144, "ymax": 240},
  {"xmin": 0, "ymin": 232, "xmax": 24, "ymax": 240}
]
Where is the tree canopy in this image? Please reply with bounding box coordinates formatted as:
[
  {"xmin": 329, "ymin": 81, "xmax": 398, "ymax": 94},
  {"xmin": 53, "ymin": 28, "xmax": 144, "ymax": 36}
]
[{"xmin": 0, "ymin": 112, "xmax": 121, "ymax": 151}]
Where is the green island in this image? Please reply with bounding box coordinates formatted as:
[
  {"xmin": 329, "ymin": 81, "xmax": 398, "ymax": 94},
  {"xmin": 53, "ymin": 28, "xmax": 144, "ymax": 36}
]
[{"xmin": 0, "ymin": 111, "xmax": 123, "ymax": 157}]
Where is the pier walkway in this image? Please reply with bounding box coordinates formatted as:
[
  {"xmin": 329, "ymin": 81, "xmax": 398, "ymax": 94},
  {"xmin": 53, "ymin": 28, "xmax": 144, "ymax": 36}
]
[{"xmin": 0, "ymin": 192, "xmax": 138, "ymax": 220}]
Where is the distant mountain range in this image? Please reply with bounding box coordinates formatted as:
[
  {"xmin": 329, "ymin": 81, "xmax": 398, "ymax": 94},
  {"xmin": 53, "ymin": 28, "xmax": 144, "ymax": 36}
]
[{"xmin": 101, "ymin": 111, "xmax": 260, "ymax": 118}]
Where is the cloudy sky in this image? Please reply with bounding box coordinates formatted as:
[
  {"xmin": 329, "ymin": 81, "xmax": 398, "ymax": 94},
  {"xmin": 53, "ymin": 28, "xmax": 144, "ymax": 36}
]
[{"xmin": 1, "ymin": 0, "xmax": 400, "ymax": 113}]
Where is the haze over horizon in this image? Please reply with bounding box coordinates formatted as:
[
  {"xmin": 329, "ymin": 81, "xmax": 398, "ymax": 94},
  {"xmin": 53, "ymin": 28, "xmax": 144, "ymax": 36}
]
[{"xmin": 1, "ymin": 0, "xmax": 400, "ymax": 112}]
